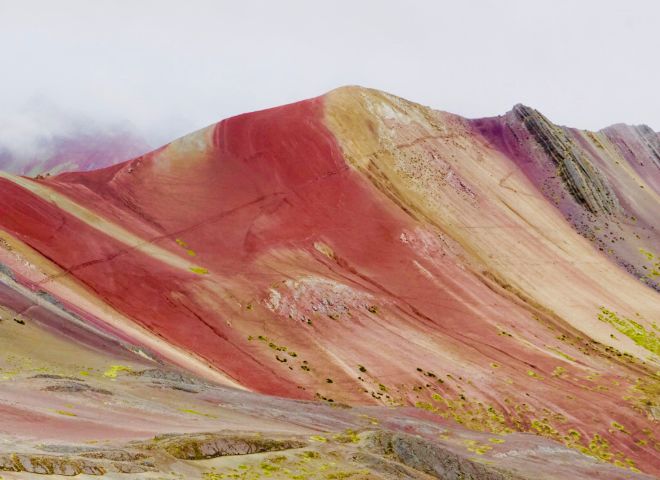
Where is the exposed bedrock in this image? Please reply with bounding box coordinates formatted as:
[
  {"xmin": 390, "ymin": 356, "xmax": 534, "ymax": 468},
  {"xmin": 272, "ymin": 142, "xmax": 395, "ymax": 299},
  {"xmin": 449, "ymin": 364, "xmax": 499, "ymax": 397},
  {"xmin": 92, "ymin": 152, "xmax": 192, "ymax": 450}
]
[{"xmin": 511, "ymin": 104, "xmax": 620, "ymax": 216}]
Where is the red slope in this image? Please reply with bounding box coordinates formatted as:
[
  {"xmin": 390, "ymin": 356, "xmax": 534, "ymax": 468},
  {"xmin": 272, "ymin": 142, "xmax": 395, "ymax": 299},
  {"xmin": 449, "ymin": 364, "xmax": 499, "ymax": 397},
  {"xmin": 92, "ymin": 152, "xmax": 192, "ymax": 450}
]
[
  {"xmin": 1, "ymin": 96, "xmax": 563, "ymax": 399},
  {"xmin": 36, "ymin": 97, "xmax": 564, "ymax": 393}
]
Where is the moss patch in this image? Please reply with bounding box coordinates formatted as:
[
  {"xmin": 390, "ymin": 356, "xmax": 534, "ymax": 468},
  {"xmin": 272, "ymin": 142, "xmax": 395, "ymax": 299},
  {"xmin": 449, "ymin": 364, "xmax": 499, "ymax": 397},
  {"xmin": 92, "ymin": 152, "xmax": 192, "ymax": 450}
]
[{"xmin": 598, "ymin": 307, "xmax": 659, "ymax": 356}]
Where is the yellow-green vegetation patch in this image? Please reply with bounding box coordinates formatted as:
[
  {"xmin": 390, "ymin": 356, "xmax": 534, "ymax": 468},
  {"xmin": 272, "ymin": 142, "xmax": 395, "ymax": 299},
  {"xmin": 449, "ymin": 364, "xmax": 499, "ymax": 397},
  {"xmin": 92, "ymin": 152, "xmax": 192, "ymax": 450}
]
[
  {"xmin": 190, "ymin": 266, "xmax": 209, "ymax": 275},
  {"xmin": 551, "ymin": 366, "xmax": 566, "ymax": 377},
  {"xmin": 54, "ymin": 409, "xmax": 77, "ymax": 417},
  {"xmin": 639, "ymin": 248, "xmax": 660, "ymax": 279},
  {"xmin": 202, "ymin": 450, "xmax": 370, "ymax": 480},
  {"xmin": 625, "ymin": 375, "xmax": 659, "ymax": 412},
  {"xmin": 546, "ymin": 346, "xmax": 576, "ymax": 362},
  {"xmin": 179, "ymin": 408, "xmax": 218, "ymax": 418},
  {"xmin": 610, "ymin": 421, "xmax": 629, "ymax": 434},
  {"xmin": 332, "ymin": 429, "xmax": 360, "ymax": 444},
  {"xmin": 176, "ymin": 238, "xmax": 198, "ymax": 255},
  {"xmin": 419, "ymin": 383, "xmax": 645, "ymax": 473},
  {"xmin": 575, "ymin": 432, "xmax": 639, "ymax": 471},
  {"xmin": 415, "ymin": 393, "xmax": 512, "ymax": 435},
  {"xmin": 358, "ymin": 414, "xmax": 379, "ymax": 426},
  {"xmin": 103, "ymin": 365, "xmax": 132, "ymax": 378},
  {"xmin": 248, "ymin": 334, "xmax": 307, "ymax": 369},
  {"xmin": 463, "ymin": 439, "xmax": 492, "ymax": 455},
  {"xmin": 530, "ymin": 419, "xmax": 559, "ymax": 437},
  {"xmin": 598, "ymin": 307, "xmax": 659, "ymax": 356},
  {"xmin": 564, "ymin": 429, "xmax": 582, "ymax": 445}
]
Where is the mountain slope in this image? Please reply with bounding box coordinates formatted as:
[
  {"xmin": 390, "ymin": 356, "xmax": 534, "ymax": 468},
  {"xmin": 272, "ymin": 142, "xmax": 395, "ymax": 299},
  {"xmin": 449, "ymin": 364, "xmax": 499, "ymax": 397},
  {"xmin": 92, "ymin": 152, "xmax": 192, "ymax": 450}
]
[
  {"xmin": 0, "ymin": 86, "xmax": 658, "ymax": 476},
  {"xmin": 472, "ymin": 104, "xmax": 660, "ymax": 291}
]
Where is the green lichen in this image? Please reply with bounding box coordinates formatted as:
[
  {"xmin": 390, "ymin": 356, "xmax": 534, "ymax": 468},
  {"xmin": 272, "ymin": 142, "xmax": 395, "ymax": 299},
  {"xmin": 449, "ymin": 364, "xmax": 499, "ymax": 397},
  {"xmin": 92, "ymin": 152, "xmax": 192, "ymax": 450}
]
[
  {"xmin": 585, "ymin": 433, "xmax": 612, "ymax": 461},
  {"xmin": 598, "ymin": 307, "xmax": 659, "ymax": 356},
  {"xmin": 530, "ymin": 419, "xmax": 559, "ymax": 438},
  {"xmin": 190, "ymin": 266, "xmax": 209, "ymax": 275},
  {"xmin": 551, "ymin": 366, "xmax": 566, "ymax": 377},
  {"xmin": 332, "ymin": 429, "xmax": 360, "ymax": 444},
  {"xmin": 564, "ymin": 429, "xmax": 581, "ymax": 445},
  {"xmin": 179, "ymin": 408, "xmax": 218, "ymax": 418},
  {"xmin": 546, "ymin": 346, "xmax": 576, "ymax": 362},
  {"xmin": 54, "ymin": 409, "xmax": 77, "ymax": 417},
  {"xmin": 175, "ymin": 238, "xmax": 197, "ymax": 257},
  {"xmin": 416, "ymin": 393, "xmax": 512, "ymax": 435},
  {"xmin": 463, "ymin": 440, "xmax": 492, "ymax": 455},
  {"xmin": 103, "ymin": 365, "xmax": 132, "ymax": 378},
  {"xmin": 639, "ymin": 248, "xmax": 660, "ymax": 279},
  {"xmin": 610, "ymin": 421, "xmax": 629, "ymax": 434}
]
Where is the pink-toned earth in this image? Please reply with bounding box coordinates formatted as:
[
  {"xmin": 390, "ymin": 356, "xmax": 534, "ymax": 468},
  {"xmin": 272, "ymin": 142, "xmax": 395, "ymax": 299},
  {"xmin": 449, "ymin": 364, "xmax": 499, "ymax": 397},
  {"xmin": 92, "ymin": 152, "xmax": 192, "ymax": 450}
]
[{"xmin": 0, "ymin": 86, "xmax": 657, "ymax": 479}]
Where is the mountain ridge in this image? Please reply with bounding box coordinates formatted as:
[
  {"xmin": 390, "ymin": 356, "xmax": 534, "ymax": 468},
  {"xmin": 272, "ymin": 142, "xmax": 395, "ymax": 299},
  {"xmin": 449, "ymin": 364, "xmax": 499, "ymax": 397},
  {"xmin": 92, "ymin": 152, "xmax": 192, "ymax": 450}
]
[{"xmin": 0, "ymin": 86, "xmax": 657, "ymax": 477}]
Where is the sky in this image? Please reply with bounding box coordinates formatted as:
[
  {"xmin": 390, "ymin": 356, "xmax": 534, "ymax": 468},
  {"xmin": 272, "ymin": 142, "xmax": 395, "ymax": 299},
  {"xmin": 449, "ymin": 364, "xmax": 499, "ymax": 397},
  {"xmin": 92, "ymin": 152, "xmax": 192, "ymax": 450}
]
[{"xmin": 0, "ymin": 0, "xmax": 658, "ymax": 152}]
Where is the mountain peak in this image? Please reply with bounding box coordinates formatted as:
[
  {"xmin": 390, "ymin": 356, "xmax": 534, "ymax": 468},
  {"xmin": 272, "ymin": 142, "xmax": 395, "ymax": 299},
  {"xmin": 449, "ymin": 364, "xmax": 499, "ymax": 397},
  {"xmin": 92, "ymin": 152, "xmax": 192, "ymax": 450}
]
[{"xmin": 0, "ymin": 88, "xmax": 658, "ymax": 477}]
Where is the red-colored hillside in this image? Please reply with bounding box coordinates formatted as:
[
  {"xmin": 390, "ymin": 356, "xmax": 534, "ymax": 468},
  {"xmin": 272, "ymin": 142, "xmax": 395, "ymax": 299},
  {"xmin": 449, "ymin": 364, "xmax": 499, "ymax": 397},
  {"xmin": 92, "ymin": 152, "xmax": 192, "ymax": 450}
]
[{"xmin": 0, "ymin": 87, "xmax": 657, "ymax": 476}]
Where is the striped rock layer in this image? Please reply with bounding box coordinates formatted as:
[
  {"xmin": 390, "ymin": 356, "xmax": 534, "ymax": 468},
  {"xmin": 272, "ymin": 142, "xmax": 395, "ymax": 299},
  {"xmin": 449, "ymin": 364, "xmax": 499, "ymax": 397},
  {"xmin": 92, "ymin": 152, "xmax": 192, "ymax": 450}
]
[{"xmin": 0, "ymin": 86, "xmax": 658, "ymax": 476}]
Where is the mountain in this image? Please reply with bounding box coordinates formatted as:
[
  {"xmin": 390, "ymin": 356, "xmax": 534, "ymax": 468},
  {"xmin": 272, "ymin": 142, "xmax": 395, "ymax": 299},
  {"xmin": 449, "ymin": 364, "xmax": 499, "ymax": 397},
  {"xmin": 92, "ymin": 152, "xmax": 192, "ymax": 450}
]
[{"xmin": 0, "ymin": 86, "xmax": 657, "ymax": 479}]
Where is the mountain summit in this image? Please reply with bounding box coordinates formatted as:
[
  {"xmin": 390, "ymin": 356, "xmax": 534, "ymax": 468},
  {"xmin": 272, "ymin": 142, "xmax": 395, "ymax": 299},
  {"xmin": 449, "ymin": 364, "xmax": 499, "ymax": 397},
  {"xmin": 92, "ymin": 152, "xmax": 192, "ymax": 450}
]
[{"xmin": 0, "ymin": 87, "xmax": 658, "ymax": 478}]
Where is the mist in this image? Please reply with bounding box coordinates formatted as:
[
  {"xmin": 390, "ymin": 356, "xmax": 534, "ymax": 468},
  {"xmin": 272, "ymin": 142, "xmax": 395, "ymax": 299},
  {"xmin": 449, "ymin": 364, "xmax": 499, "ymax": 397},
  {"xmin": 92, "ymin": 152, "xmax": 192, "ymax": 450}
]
[{"xmin": 1, "ymin": 0, "xmax": 658, "ymax": 163}]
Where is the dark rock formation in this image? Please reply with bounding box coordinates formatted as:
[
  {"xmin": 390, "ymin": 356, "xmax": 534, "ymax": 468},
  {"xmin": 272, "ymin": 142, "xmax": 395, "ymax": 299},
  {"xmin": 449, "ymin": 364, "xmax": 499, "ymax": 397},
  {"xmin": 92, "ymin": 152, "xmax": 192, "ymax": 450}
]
[{"xmin": 512, "ymin": 104, "xmax": 620, "ymax": 215}]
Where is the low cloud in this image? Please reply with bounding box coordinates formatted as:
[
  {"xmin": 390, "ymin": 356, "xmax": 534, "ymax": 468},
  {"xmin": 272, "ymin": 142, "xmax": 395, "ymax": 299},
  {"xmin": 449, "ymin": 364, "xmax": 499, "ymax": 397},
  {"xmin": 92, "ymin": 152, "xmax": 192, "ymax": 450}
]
[{"xmin": 0, "ymin": 97, "xmax": 151, "ymax": 176}]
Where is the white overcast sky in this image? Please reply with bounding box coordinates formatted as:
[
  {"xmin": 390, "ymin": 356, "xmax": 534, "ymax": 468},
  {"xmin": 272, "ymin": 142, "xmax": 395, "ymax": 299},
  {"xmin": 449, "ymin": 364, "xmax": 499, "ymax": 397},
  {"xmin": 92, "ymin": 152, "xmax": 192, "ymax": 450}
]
[{"xmin": 0, "ymin": 0, "xmax": 658, "ymax": 148}]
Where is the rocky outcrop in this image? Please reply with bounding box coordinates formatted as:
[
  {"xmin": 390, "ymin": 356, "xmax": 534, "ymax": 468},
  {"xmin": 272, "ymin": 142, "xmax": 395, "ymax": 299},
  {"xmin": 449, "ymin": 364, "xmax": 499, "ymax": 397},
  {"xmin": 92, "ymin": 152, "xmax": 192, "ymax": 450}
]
[
  {"xmin": 511, "ymin": 104, "xmax": 620, "ymax": 215},
  {"xmin": 0, "ymin": 434, "xmax": 305, "ymax": 476},
  {"xmin": 42, "ymin": 381, "xmax": 112, "ymax": 395},
  {"xmin": 149, "ymin": 432, "xmax": 307, "ymax": 460},
  {"xmin": 474, "ymin": 103, "xmax": 660, "ymax": 291},
  {"xmin": 0, "ymin": 452, "xmax": 151, "ymax": 476},
  {"xmin": 362, "ymin": 431, "xmax": 523, "ymax": 480}
]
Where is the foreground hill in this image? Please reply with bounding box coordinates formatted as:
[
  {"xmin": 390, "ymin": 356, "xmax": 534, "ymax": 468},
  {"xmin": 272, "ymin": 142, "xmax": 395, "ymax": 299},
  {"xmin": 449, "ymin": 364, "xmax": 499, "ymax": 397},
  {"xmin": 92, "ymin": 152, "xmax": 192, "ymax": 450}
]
[{"xmin": 0, "ymin": 86, "xmax": 657, "ymax": 478}]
